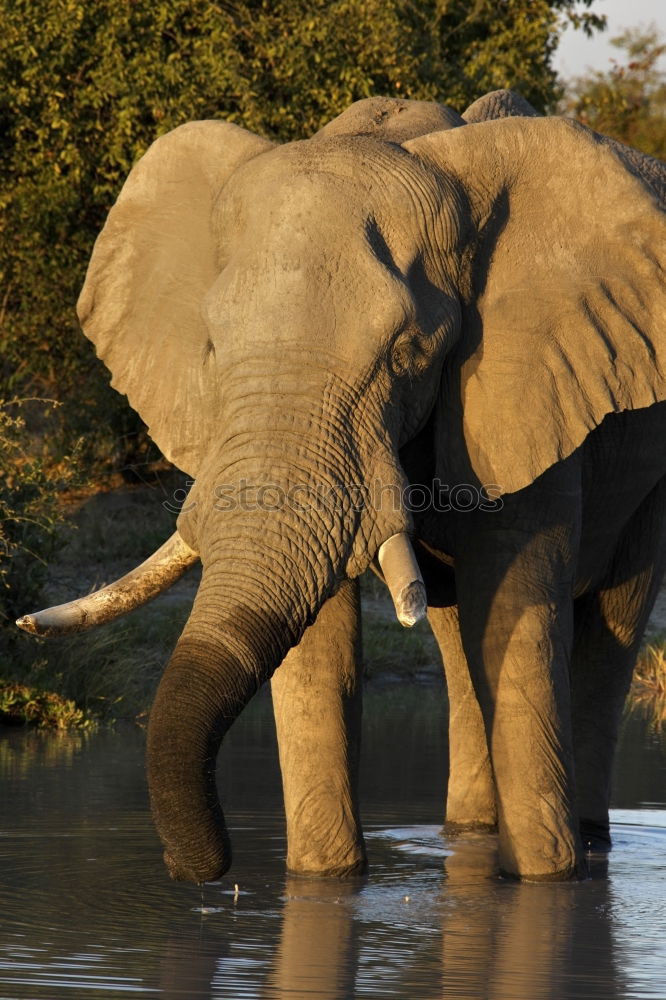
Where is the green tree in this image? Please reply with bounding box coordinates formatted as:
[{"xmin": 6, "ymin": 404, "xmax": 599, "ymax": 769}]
[
  {"xmin": 563, "ymin": 26, "xmax": 666, "ymax": 158},
  {"xmin": 0, "ymin": 0, "xmax": 604, "ymax": 475}
]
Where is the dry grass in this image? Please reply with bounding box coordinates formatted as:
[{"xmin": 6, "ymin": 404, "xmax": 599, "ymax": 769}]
[
  {"xmin": 6, "ymin": 599, "xmax": 192, "ymax": 724},
  {"xmin": 628, "ymin": 639, "xmax": 666, "ymax": 730},
  {"xmin": 42, "ymin": 472, "xmax": 188, "ymax": 605}
]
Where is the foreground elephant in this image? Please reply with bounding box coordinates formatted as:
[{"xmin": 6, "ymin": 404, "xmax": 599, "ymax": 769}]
[{"xmin": 19, "ymin": 91, "xmax": 666, "ymax": 883}]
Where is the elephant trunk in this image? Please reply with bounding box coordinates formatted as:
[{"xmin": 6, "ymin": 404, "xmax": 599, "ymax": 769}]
[
  {"xmin": 147, "ymin": 598, "xmax": 275, "ymax": 883},
  {"xmin": 147, "ymin": 504, "xmax": 353, "ymax": 883},
  {"xmin": 147, "ymin": 401, "xmax": 411, "ymax": 882}
]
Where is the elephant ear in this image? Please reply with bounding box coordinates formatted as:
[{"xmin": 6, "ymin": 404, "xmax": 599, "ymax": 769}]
[
  {"xmin": 404, "ymin": 117, "xmax": 666, "ymax": 495},
  {"xmin": 462, "ymin": 89, "xmax": 540, "ymax": 122},
  {"xmin": 77, "ymin": 121, "xmax": 274, "ymax": 476}
]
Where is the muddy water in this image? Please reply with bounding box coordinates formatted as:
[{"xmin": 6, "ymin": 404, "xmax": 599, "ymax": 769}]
[{"xmin": 1, "ymin": 687, "xmax": 665, "ymax": 999}]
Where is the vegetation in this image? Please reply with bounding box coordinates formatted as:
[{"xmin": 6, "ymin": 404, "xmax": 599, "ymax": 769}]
[
  {"xmin": 0, "ymin": 682, "xmax": 92, "ymax": 729},
  {"xmin": 0, "ymin": 398, "xmax": 81, "ymax": 628},
  {"xmin": 630, "ymin": 641, "xmax": 666, "ymax": 731},
  {"xmin": 361, "ymin": 572, "xmax": 439, "ymax": 681},
  {"xmin": 563, "ymin": 26, "xmax": 666, "ymax": 158}
]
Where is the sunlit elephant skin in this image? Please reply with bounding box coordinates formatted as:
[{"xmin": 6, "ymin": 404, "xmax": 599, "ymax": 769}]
[{"xmin": 24, "ymin": 90, "xmax": 666, "ymax": 883}]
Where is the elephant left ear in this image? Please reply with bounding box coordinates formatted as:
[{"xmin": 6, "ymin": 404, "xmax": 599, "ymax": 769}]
[
  {"xmin": 77, "ymin": 120, "xmax": 274, "ymax": 476},
  {"xmin": 404, "ymin": 117, "xmax": 666, "ymax": 495}
]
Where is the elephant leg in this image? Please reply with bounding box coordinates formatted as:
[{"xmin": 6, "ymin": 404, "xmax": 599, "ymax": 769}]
[
  {"xmin": 428, "ymin": 604, "xmax": 497, "ymax": 831},
  {"xmin": 572, "ymin": 474, "xmax": 666, "ymax": 851},
  {"xmin": 271, "ymin": 577, "xmax": 366, "ymax": 876},
  {"xmin": 454, "ymin": 462, "xmax": 583, "ymax": 880},
  {"xmin": 456, "ymin": 570, "xmax": 580, "ymax": 880}
]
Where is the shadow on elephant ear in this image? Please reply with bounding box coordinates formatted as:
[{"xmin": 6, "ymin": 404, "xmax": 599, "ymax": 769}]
[{"xmin": 431, "ymin": 186, "xmax": 511, "ymax": 493}]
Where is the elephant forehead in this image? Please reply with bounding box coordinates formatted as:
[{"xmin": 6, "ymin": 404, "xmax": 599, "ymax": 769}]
[
  {"xmin": 215, "ymin": 139, "xmax": 462, "ymax": 298},
  {"xmin": 314, "ymin": 97, "xmax": 465, "ymax": 141},
  {"xmin": 220, "ymin": 135, "xmax": 447, "ymax": 238},
  {"xmin": 222, "ymin": 168, "xmax": 362, "ymax": 246}
]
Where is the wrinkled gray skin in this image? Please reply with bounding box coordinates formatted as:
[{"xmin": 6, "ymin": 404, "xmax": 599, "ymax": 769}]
[{"xmin": 74, "ymin": 90, "xmax": 666, "ymax": 883}]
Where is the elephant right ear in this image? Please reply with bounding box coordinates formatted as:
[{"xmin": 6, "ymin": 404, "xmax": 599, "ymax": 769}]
[{"xmin": 77, "ymin": 121, "xmax": 274, "ymax": 476}]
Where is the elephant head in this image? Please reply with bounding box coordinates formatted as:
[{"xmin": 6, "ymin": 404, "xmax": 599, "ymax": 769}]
[{"xmin": 19, "ymin": 94, "xmax": 666, "ymax": 882}]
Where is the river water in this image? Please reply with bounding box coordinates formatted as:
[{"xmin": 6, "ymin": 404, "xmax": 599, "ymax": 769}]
[{"xmin": 1, "ymin": 685, "xmax": 665, "ymax": 999}]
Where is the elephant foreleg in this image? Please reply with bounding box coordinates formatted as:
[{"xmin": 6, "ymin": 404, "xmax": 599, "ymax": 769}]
[
  {"xmin": 271, "ymin": 578, "xmax": 366, "ymax": 876},
  {"xmin": 427, "ymin": 604, "xmax": 497, "ymax": 831},
  {"xmin": 572, "ymin": 474, "xmax": 666, "ymax": 850}
]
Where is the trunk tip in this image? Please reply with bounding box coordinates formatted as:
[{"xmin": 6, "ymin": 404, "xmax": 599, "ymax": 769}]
[{"xmin": 163, "ymin": 849, "xmax": 231, "ymax": 884}]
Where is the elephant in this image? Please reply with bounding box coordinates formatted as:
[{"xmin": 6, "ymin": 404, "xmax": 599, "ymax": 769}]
[{"xmin": 18, "ymin": 90, "xmax": 666, "ymax": 884}]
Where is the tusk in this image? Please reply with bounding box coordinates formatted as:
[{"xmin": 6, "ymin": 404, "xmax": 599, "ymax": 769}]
[
  {"xmin": 16, "ymin": 532, "xmax": 198, "ymax": 637},
  {"xmin": 377, "ymin": 533, "xmax": 427, "ymax": 628}
]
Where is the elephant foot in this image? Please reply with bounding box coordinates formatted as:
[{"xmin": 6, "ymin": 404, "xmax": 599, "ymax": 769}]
[
  {"xmin": 286, "ymin": 856, "xmax": 368, "ymax": 879},
  {"xmin": 580, "ymin": 817, "xmax": 612, "ymax": 853},
  {"xmin": 495, "ymin": 822, "xmax": 586, "ymax": 882},
  {"xmin": 499, "ymin": 861, "xmax": 587, "ymax": 883}
]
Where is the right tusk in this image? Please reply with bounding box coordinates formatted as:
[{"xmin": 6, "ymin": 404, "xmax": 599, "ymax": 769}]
[
  {"xmin": 377, "ymin": 532, "xmax": 427, "ymax": 628},
  {"xmin": 16, "ymin": 531, "xmax": 199, "ymax": 637}
]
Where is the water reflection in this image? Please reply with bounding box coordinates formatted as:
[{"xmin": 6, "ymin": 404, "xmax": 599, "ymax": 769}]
[
  {"xmin": 0, "ymin": 726, "xmax": 90, "ymax": 778},
  {"xmin": 147, "ymin": 828, "xmax": 662, "ymax": 1000},
  {"xmin": 0, "ymin": 689, "xmax": 665, "ymax": 999},
  {"xmin": 439, "ymin": 836, "xmax": 619, "ymax": 1000}
]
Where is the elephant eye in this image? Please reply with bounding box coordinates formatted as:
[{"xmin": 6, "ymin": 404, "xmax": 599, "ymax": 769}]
[
  {"xmin": 389, "ymin": 337, "xmax": 412, "ymax": 377},
  {"xmin": 388, "ymin": 325, "xmax": 429, "ymax": 379}
]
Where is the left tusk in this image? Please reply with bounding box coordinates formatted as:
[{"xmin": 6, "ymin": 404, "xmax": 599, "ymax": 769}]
[{"xmin": 377, "ymin": 533, "xmax": 427, "ymax": 628}]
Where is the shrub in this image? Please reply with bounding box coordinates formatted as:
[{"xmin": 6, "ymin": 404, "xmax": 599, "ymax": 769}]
[
  {"xmin": 0, "ymin": 398, "xmax": 82, "ymax": 629},
  {"xmin": 0, "ymin": 682, "xmax": 92, "ymax": 729}
]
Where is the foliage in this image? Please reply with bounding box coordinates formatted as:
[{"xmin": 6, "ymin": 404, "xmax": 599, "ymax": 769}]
[
  {"xmin": 0, "ymin": 682, "xmax": 93, "ymax": 729},
  {"xmin": 0, "ymin": 0, "xmax": 603, "ymax": 471},
  {"xmin": 629, "ymin": 640, "xmax": 666, "ymax": 731},
  {"xmin": 563, "ymin": 27, "xmax": 666, "ymax": 158},
  {"xmin": 363, "ymin": 614, "xmax": 439, "ymax": 680},
  {"xmin": 0, "ymin": 398, "xmax": 82, "ymax": 628}
]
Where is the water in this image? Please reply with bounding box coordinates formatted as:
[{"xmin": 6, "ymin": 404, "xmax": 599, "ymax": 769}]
[{"xmin": 1, "ymin": 687, "xmax": 665, "ymax": 999}]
